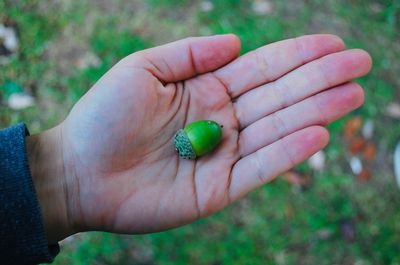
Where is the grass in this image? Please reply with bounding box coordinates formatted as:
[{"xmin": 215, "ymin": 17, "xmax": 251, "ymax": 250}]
[{"xmin": 1, "ymin": 0, "xmax": 400, "ymax": 264}]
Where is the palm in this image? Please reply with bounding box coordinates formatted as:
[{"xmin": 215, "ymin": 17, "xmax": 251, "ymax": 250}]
[{"xmin": 61, "ymin": 34, "xmax": 371, "ymax": 234}]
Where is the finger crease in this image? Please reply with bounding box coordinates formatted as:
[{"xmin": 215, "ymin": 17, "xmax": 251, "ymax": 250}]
[
  {"xmin": 142, "ymin": 55, "xmax": 172, "ymax": 84},
  {"xmin": 273, "ymin": 80, "xmax": 292, "ymax": 109},
  {"xmin": 188, "ymin": 42, "xmax": 199, "ymax": 76},
  {"xmin": 161, "ymin": 57, "xmax": 176, "ymax": 81},
  {"xmin": 211, "ymin": 72, "xmax": 234, "ymax": 99},
  {"xmin": 254, "ymin": 150, "xmax": 266, "ymax": 184},
  {"xmin": 312, "ymin": 95, "xmax": 329, "ymax": 125},
  {"xmin": 280, "ymin": 138, "xmax": 296, "ymax": 169},
  {"xmin": 226, "ymin": 170, "xmax": 233, "ymax": 205},
  {"xmin": 316, "ymin": 61, "xmax": 333, "ymax": 88},
  {"xmin": 293, "ymin": 37, "xmax": 307, "ymax": 65},
  {"xmin": 254, "ymin": 49, "xmax": 271, "ymax": 83},
  {"xmin": 271, "ymin": 111, "xmax": 288, "ymax": 140}
]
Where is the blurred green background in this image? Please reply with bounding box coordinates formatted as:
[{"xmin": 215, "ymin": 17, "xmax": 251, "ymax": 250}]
[{"xmin": 1, "ymin": 0, "xmax": 400, "ymax": 264}]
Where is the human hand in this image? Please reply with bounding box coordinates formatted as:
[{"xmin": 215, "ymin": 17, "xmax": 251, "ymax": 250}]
[{"xmin": 26, "ymin": 34, "xmax": 371, "ymax": 243}]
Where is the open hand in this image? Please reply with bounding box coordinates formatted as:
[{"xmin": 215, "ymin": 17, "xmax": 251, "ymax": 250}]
[{"xmin": 27, "ymin": 34, "xmax": 371, "ymax": 243}]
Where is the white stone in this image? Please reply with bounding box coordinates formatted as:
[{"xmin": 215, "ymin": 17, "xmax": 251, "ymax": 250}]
[
  {"xmin": 386, "ymin": 102, "xmax": 400, "ymax": 119},
  {"xmin": 349, "ymin": 156, "xmax": 362, "ymax": 175},
  {"xmin": 76, "ymin": 51, "xmax": 101, "ymax": 69},
  {"xmin": 362, "ymin": 119, "xmax": 374, "ymax": 140},
  {"xmin": 8, "ymin": 93, "xmax": 35, "ymax": 110},
  {"xmin": 308, "ymin": 151, "xmax": 325, "ymax": 171},
  {"xmin": 0, "ymin": 24, "xmax": 19, "ymax": 52},
  {"xmin": 200, "ymin": 1, "xmax": 214, "ymax": 12},
  {"xmin": 252, "ymin": 0, "xmax": 274, "ymax": 15}
]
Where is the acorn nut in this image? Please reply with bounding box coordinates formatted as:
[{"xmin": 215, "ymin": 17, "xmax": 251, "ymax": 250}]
[{"xmin": 173, "ymin": 120, "xmax": 222, "ymax": 159}]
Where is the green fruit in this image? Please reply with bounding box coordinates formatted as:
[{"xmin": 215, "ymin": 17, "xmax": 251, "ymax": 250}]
[{"xmin": 173, "ymin": 120, "xmax": 222, "ymax": 159}]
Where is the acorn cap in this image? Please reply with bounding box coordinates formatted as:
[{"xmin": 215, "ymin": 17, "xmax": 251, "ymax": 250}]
[{"xmin": 173, "ymin": 129, "xmax": 197, "ymax": 159}]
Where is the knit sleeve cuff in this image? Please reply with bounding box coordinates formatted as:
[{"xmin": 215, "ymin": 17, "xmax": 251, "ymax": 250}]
[{"xmin": 0, "ymin": 123, "xmax": 59, "ymax": 264}]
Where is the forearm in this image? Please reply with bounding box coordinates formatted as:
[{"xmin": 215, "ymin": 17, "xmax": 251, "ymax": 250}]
[{"xmin": 26, "ymin": 125, "xmax": 74, "ymax": 244}]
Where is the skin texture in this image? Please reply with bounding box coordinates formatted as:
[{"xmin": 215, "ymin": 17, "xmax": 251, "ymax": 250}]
[{"xmin": 25, "ymin": 34, "xmax": 372, "ymax": 244}]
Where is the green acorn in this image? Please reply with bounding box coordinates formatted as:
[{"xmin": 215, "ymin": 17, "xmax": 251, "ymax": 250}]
[{"xmin": 174, "ymin": 120, "xmax": 223, "ymax": 159}]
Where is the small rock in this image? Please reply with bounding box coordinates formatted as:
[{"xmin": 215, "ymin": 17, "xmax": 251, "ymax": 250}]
[
  {"xmin": 8, "ymin": 93, "xmax": 35, "ymax": 110},
  {"xmin": 385, "ymin": 102, "xmax": 400, "ymax": 119},
  {"xmin": 0, "ymin": 24, "xmax": 19, "ymax": 52},
  {"xmin": 200, "ymin": 1, "xmax": 214, "ymax": 12},
  {"xmin": 251, "ymin": 0, "xmax": 274, "ymax": 15},
  {"xmin": 0, "ymin": 23, "xmax": 19, "ymax": 65},
  {"xmin": 76, "ymin": 51, "xmax": 101, "ymax": 69},
  {"xmin": 369, "ymin": 3, "xmax": 383, "ymax": 14},
  {"xmin": 317, "ymin": 229, "xmax": 332, "ymax": 240},
  {"xmin": 308, "ymin": 151, "xmax": 325, "ymax": 171},
  {"xmin": 349, "ymin": 156, "xmax": 362, "ymax": 175},
  {"xmin": 361, "ymin": 119, "xmax": 374, "ymax": 139}
]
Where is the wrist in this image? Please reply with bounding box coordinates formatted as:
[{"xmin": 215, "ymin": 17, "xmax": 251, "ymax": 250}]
[{"xmin": 26, "ymin": 125, "xmax": 74, "ymax": 244}]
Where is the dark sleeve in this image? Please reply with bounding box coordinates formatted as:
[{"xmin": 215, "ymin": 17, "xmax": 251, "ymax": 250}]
[{"xmin": 0, "ymin": 123, "xmax": 59, "ymax": 264}]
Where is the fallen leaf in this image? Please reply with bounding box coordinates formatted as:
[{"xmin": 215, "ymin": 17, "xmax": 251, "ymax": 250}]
[
  {"xmin": 349, "ymin": 137, "xmax": 366, "ymax": 154},
  {"xmin": 283, "ymin": 171, "xmax": 310, "ymax": 187},
  {"xmin": 343, "ymin": 116, "xmax": 363, "ymax": 139},
  {"xmin": 357, "ymin": 169, "xmax": 371, "ymax": 182},
  {"xmin": 363, "ymin": 143, "xmax": 377, "ymax": 161}
]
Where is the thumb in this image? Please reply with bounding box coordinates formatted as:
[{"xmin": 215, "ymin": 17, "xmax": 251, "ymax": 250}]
[{"xmin": 122, "ymin": 34, "xmax": 241, "ymax": 83}]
